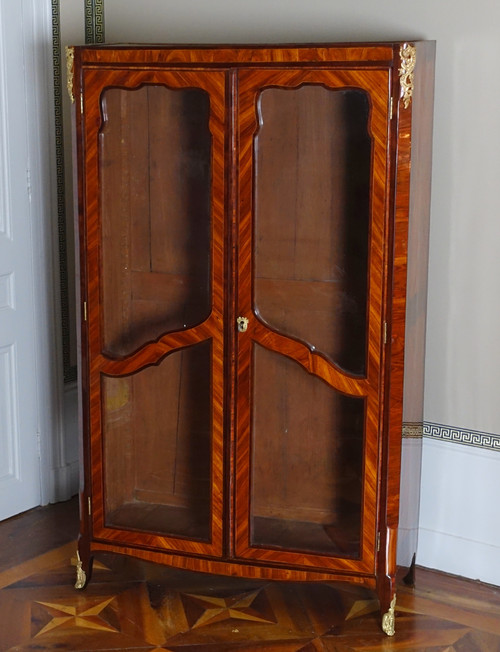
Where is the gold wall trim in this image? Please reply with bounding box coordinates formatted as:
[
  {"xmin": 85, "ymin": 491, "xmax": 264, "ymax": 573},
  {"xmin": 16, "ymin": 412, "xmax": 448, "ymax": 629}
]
[{"xmin": 399, "ymin": 43, "xmax": 416, "ymax": 109}]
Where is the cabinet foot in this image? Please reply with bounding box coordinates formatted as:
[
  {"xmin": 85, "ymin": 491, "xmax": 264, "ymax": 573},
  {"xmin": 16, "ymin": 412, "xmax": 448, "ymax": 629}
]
[
  {"xmin": 75, "ymin": 550, "xmax": 86, "ymax": 589},
  {"xmin": 74, "ymin": 548, "xmax": 93, "ymax": 589},
  {"xmin": 381, "ymin": 594, "xmax": 396, "ymax": 636}
]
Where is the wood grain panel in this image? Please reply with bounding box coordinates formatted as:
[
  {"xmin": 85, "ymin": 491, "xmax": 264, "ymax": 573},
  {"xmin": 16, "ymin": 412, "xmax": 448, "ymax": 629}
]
[{"xmin": 77, "ymin": 44, "xmax": 395, "ymax": 66}]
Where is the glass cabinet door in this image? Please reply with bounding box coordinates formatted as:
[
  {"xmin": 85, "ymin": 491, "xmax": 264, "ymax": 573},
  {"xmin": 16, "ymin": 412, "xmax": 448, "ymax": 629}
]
[
  {"xmin": 235, "ymin": 69, "xmax": 391, "ymax": 572},
  {"xmin": 82, "ymin": 69, "xmax": 226, "ymax": 556}
]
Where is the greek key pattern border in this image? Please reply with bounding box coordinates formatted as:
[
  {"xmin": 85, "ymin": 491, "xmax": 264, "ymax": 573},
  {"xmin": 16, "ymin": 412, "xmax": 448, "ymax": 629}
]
[
  {"xmin": 402, "ymin": 423, "xmax": 423, "ymax": 439},
  {"xmin": 52, "ymin": 0, "xmax": 105, "ymax": 383},
  {"xmin": 85, "ymin": 0, "xmax": 105, "ymax": 44},
  {"xmin": 52, "ymin": 0, "xmax": 76, "ymax": 383},
  {"xmin": 423, "ymin": 422, "xmax": 500, "ymax": 453}
]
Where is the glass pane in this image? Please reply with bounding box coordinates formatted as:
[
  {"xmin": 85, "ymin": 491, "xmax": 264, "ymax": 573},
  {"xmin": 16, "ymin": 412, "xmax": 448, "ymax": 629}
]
[
  {"xmin": 254, "ymin": 86, "xmax": 371, "ymax": 375},
  {"xmin": 251, "ymin": 344, "xmax": 364, "ymax": 558},
  {"xmin": 100, "ymin": 85, "xmax": 211, "ymax": 358},
  {"xmin": 102, "ymin": 341, "xmax": 212, "ymax": 541}
]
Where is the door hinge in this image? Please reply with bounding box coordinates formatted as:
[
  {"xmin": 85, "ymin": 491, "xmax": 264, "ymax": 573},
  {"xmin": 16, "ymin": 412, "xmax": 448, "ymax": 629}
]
[
  {"xmin": 376, "ymin": 532, "xmax": 381, "ymax": 552},
  {"xmin": 383, "ymin": 321, "xmax": 388, "ymax": 345},
  {"xmin": 80, "ymin": 90, "xmax": 84, "ymax": 115},
  {"xmin": 88, "ymin": 497, "xmax": 91, "ymax": 516},
  {"xmin": 390, "ymin": 97, "xmax": 394, "ymax": 120},
  {"xmin": 83, "ymin": 301, "xmax": 87, "ymax": 321}
]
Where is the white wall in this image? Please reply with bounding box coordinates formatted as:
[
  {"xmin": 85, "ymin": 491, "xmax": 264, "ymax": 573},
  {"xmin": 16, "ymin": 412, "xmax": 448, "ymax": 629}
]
[{"xmin": 61, "ymin": 0, "xmax": 500, "ymax": 583}]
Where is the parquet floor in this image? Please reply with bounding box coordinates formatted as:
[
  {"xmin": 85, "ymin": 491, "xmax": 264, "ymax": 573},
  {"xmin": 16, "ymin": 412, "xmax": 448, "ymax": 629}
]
[{"xmin": 1, "ymin": 500, "xmax": 500, "ymax": 651}]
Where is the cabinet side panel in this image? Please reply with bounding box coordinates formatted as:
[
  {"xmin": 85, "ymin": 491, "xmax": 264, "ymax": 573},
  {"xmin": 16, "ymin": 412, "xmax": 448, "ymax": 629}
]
[
  {"xmin": 403, "ymin": 41, "xmax": 435, "ymax": 425},
  {"xmin": 71, "ymin": 47, "xmax": 93, "ymax": 567},
  {"xmin": 398, "ymin": 41, "xmax": 435, "ymax": 566}
]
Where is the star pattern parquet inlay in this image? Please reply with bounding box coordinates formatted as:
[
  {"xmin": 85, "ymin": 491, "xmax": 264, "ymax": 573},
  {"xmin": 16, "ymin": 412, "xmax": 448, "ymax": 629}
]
[
  {"xmin": 180, "ymin": 588, "xmax": 278, "ymax": 628},
  {"xmin": 32, "ymin": 595, "xmax": 119, "ymax": 637},
  {"xmin": 0, "ymin": 543, "xmax": 500, "ymax": 651}
]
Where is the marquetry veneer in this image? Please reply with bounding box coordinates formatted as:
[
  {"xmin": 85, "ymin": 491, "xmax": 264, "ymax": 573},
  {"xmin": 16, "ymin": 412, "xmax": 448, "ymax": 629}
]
[{"xmin": 68, "ymin": 41, "xmax": 435, "ymax": 636}]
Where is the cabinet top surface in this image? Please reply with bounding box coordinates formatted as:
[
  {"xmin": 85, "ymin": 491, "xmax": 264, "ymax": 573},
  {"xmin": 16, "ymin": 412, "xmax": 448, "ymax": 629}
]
[{"xmin": 71, "ymin": 41, "xmax": 433, "ymax": 67}]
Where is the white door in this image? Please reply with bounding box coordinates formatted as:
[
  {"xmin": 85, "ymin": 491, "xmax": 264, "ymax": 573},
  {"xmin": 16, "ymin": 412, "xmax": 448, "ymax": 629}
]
[{"xmin": 0, "ymin": 1, "xmax": 42, "ymax": 519}]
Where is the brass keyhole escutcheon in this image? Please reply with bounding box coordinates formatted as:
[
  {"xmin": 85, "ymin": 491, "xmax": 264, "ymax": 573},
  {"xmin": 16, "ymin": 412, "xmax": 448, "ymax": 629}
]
[{"xmin": 237, "ymin": 316, "xmax": 249, "ymax": 332}]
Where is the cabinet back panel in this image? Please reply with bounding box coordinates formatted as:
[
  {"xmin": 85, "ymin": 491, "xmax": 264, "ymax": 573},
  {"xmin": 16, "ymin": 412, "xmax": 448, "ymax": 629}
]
[
  {"xmin": 99, "ymin": 85, "xmax": 211, "ymax": 357},
  {"xmin": 251, "ymin": 344, "xmax": 364, "ymax": 558},
  {"xmin": 254, "ymin": 86, "xmax": 370, "ymax": 375},
  {"xmin": 102, "ymin": 341, "xmax": 212, "ymax": 541}
]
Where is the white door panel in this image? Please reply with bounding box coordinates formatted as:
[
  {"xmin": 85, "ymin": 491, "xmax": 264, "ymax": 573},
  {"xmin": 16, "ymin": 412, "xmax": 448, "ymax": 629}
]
[{"xmin": 0, "ymin": 0, "xmax": 42, "ymax": 519}]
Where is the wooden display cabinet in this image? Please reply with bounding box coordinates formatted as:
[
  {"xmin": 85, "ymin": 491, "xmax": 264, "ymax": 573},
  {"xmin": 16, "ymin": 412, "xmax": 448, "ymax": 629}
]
[{"xmin": 67, "ymin": 41, "xmax": 435, "ymax": 635}]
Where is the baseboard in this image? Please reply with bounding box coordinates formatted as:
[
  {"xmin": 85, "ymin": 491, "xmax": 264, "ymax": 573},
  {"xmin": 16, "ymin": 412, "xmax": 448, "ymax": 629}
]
[
  {"xmin": 397, "ymin": 526, "xmax": 418, "ymax": 568},
  {"xmin": 417, "ymin": 526, "xmax": 500, "ymax": 587},
  {"xmin": 48, "ymin": 382, "xmax": 79, "ymax": 503},
  {"xmin": 49, "ymin": 460, "xmax": 79, "ymax": 503}
]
